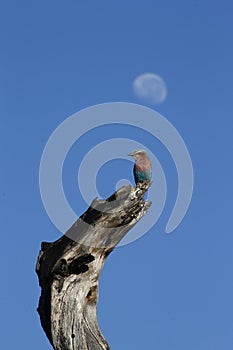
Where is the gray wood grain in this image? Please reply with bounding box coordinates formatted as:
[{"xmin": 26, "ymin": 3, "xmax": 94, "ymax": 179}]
[{"xmin": 36, "ymin": 181, "xmax": 151, "ymax": 350}]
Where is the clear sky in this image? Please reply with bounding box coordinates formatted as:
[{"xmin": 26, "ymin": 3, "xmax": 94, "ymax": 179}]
[{"xmin": 2, "ymin": 1, "xmax": 233, "ymax": 349}]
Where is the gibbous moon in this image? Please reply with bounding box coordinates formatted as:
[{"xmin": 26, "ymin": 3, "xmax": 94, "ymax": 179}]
[{"xmin": 133, "ymin": 73, "xmax": 167, "ymax": 104}]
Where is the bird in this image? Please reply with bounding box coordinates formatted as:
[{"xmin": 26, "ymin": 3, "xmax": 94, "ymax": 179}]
[{"xmin": 128, "ymin": 149, "xmax": 152, "ymax": 185}]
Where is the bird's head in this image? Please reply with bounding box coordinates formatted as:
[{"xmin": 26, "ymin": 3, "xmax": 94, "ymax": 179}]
[{"xmin": 128, "ymin": 149, "xmax": 148, "ymax": 160}]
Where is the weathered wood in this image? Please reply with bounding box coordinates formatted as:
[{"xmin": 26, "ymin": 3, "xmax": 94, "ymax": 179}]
[{"xmin": 36, "ymin": 181, "xmax": 151, "ymax": 350}]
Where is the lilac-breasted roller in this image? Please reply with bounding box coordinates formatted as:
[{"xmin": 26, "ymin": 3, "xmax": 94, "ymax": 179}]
[{"xmin": 128, "ymin": 149, "xmax": 152, "ymax": 185}]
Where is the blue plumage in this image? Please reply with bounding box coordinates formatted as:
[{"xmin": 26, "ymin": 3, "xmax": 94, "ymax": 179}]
[
  {"xmin": 134, "ymin": 167, "xmax": 152, "ymax": 183},
  {"xmin": 128, "ymin": 149, "xmax": 152, "ymax": 185}
]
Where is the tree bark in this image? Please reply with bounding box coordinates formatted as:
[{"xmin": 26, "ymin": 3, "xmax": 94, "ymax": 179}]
[{"xmin": 36, "ymin": 181, "xmax": 151, "ymax": 350}]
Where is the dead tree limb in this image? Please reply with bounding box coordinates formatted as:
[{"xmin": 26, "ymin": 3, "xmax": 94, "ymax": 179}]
[{"xmin": 36, "ymin": 181, "xmax": 151, "ymax": 350}]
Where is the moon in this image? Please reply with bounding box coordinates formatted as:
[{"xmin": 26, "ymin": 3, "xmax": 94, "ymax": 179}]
[{"xmin": 133, "ymin": 73, "xmax": 167, "ymax": 104}]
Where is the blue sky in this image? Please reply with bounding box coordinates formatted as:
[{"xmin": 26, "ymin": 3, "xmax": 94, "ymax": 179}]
[{"xmin": 2, "ymin": 1, "xmax": 233, "ymax": 349}]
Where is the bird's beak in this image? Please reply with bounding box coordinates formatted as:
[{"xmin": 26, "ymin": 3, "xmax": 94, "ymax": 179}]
[{"xmin": 128, "ymin": 152, "xmax": 134, "ymax": 157}]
